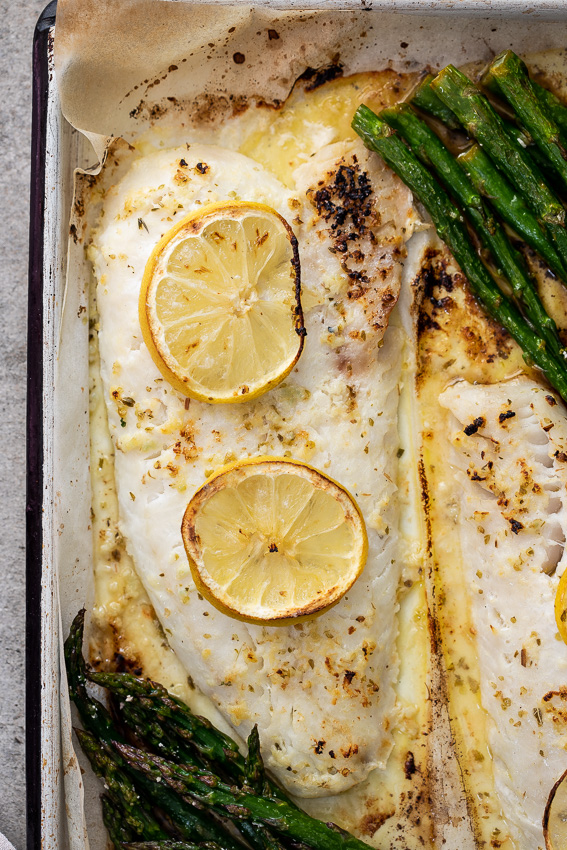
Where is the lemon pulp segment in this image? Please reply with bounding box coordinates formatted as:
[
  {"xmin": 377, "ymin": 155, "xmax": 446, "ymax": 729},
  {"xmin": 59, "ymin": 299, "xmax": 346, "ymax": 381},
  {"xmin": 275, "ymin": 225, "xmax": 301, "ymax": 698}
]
[
  {"xmin": 181, "ymin": 458, "xmax": 368, "ymax": 624},
  {"xmin": 140, "ymin": 202, "xmax": 304, "ymax": 403}
]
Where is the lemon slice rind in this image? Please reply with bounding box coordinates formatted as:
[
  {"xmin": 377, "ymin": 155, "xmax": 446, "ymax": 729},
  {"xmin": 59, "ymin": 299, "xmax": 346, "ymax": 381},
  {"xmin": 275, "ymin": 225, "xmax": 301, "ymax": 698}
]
[
  {"xmin": 554, "ymin": 568, "xmax": 567, "ymax": 645},
  {"xmin": 543, "ymin": 767, "xmax": 567, "ymax": 850},
  {"xmin": 181, "ymin": 457, "xmax": 368, "ymax": 625},
  {"xmin": 140, "ymin": 202, "xmax": 304, "ymax": 404}
]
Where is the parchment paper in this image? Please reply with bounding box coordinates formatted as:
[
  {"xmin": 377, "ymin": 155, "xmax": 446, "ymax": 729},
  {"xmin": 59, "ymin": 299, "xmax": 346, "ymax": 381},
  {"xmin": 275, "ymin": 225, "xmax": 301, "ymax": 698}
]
[
  {"xmin": 54, "ymin": 0, "xmax": 567, "ymax": 163},
  {"xmin": 52, "ymin": 2, "xmax": 567, "ymax": 848}
]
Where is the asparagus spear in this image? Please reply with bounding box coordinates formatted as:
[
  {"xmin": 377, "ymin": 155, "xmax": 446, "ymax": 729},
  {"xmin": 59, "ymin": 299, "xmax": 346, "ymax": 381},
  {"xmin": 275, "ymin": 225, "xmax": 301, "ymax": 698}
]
[
  {"xmin": 102, "ymin": 794, "xmax": 138, "ymax": 849},
  {"xmin": 116, "ymin": 694, "xmax": 285, "ymax": 850},
  {"xmin": 91, "ymin": 671, "xmax": 300, "ymax": 807},
  {"xmin": 116, "ymin": 744, "xmax": 373, "ymax": 850},
  {"xmin": 76, "ymin": 729, "xmax": 166, "ymax": 840},
  {"xmin": 244, "ymin": 726, "xmax": 267, "ymax": 794},
  {"xmin": 431, "ymin": 65, "xmax": 567, "ymax": 278},
  {"xmin": 123, "ymin": 844, "xmax": 220, "ymax": 850},
  {"xmin": 352, "ymin": 105, "xmax": 567, "ymax": 400},
  {"xmin": 65, "ymin": 612, "xmax": 244, "ymax": 850},
  {"xmin": 380, "ymin": 102, "xmax": 565, "ymax": 359},
  {"xmin": 431, "ymin": 65, "xmax": 566, "ymax": 226},
  {"xmin": 410, "ymin": 74, "xmax": 552, "ymax": 179},
  {"xmin": 482, "ymin": 51, "xmax": 567, "ymax": 192},
  {"xmin": 88, "ymin": 671, "xmax": 242, "ymax": 775},
  {"xmin": 117, "ymin": 697, "xmax": 203, "ymax": 767},
  {"xmin": 458, "ymin": 144, "xmax": 567, "ymax": 280},
  {"xmin": 411, "ymin": 73, "xmax": 460, "ymax": 129},
  {"xmin": 533, "ymin": 81, "xmax": 567, "ymax": 144}
]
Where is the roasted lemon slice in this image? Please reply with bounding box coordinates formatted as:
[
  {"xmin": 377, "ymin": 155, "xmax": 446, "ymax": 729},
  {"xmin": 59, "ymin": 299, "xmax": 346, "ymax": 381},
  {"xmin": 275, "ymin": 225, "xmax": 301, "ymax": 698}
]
[
  {"xmin": 555, "ymin": 569, "xmax": 567, "ymax": 645},
  {"xmin": 140, "ymin": 202, "xmax": 304, "ymax": 403},
  {"xmin": 544, "ymin": 768, "xmax": 567, "ymax": 849},
  {"xmin": 181, "ymin": 457, "xmax": 368, "ymax": 624}
]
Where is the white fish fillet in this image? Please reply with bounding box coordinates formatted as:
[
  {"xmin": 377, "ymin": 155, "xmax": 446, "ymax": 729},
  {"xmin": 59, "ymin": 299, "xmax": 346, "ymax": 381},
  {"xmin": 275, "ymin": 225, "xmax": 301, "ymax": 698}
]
[
  {"xmin": 439, "ymin": 377, "xmax": 567, "ymax": 848},
  {"xmin": 89, "ymin": 139, "xmax": 416, "ymax": 796}
]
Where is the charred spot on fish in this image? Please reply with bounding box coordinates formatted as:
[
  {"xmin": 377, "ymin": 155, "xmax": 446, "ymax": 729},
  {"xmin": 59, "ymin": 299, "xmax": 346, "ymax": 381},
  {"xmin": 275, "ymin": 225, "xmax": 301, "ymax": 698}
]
[
  {"xmin": 464, "ymin": 417, "xmax": 485, "ymax": 436},
  {"xmin": 360, "ymin": 810, "xmax": 395, "ymax": 836},
  {"xmin": 404, "ymin": 751, "xmax": 417, "ymax": 779},
  {"xmin": 314, "ymin": 740, "xmax": 326, "ymax": 754},
  {"xmin": 195, "ymin": 162, "xmax": 209, "ymax": 174},
  {"xmin": 429, "ymin": 295, "xmax": 454, "ymax": 311},
  {"xmin": 543, "ymin": 687, "xmax": 567, "ymax": 702},
  {"xmin": 310, "ymin": 164, "xmax": 373, "ymax": 237},
  {"xmin": 546, "ymin": 394, "xmax": 558, "ymax": 406},
  {"xmin": 297, "ymin": 62, "xmax": 344, "ymax": 92},
  {"xmin": 308, "ymin": 159, "xmax": 381, "ymax": 303},
  {"xmin": 233, "ymin": 52, "xmax": 246, "ymax": 65},
  {"xmin": 499, "ymin": 410, "xmax": 516, "ymax": 424},
  {"xmin": 555, "ymin": 450, "xmax": 567, "ymax": 462},
  {"xmin": 415, "ymin": 251, "xmax": 457, "ymax": 340},
  {"xmin": 508, "ymin": 518, "xmax": 524, "ymax": 534},
  {"xmin": 343, "ymin": 670, "xmax": 356, "ymax": 686},
  {"xmin": 179, "ymin": 158, "xmax": 188, "ymax": 167}
]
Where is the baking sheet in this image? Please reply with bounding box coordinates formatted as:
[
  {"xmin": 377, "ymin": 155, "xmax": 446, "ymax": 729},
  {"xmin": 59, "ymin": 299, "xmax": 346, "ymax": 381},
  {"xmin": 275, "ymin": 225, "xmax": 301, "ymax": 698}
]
[{"xmin": 47, "ymin": 2, "xmax": 567, "ymax": 849}]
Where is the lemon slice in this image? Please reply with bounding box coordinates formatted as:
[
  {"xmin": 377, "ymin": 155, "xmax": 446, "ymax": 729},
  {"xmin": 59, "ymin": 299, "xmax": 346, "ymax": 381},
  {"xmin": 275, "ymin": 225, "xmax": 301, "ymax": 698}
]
[
  {"xmin": 555, "ymin": 569, "xmax": 567, "ymax": 645},
  {"xmin": 181, "ymin": 457, "xmax": 368, "ymax": 624},
  {"xmin": 140, "ymin": 201, "xmax": 304, "ymax": 403},
  {"xmin": 543, "ymin": 768, "xmax": 567, "ymax": 849}
]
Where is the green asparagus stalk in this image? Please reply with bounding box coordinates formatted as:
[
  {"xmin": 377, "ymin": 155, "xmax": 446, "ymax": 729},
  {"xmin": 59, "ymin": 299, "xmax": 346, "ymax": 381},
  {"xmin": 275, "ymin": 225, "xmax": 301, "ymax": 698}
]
[
  {"xmin": 458, "ymin": 144, "xmax": 567, "ymax": 280},
  {"xmin": 352, "ymin": 105, "xmax": 567, "ymax": 400},
  {"xmin": 380, "ymin": 102, "xmax": 565, "ymax": 359},
  {"xmin": 244, "ymin": 726, "xmax": 267, "ymax": 795},
  {"xmin": 411, "ymin": 73, "xmax": 461, "ymax": 129},
  {"xmin": 91, "ymin": 671, "xmax": 300, "ymax": 809},
  {"xmin": 76, "ymin": 729, "xmax": 166, "ymax": 840},
  {"xmin": 65, "ymin": 612, "xmax": 244, "ymax": 850},
  {"xmin": 123, "ymin": 845, "xmax": 220, "ymax": 850},
  {"xmin": 116, "ymin": 744, "xmax": 373, "ymax": 850},
  {"xmin": 431, "ymin": 65, "xmax": 567, "ymax": 277},
  {"xmin": 117, "ymin": 697, "xmax": 203, "ymax": 767},
  {"xmin": 115, "ymin": 694, "xmax": 285, "ymax": 850},
  {"xmin": 410, "ymin": 73, "xmax": 553, "ymax": 180},
  {"xmin": 102, "ymin": 794, "xmax": 138, "ymax": 849},
  {"xmin": 533, "ymin": 81, "xmax": 567, "ymax": 144},
  {"xmin": 88, "ymin": 671, "xmax": 242, "ymax": 775},
  {"xmin": 431, "ymin": 65, "xmax": 566, "ymax": 227},
  {"xmin": 482, "ymin": 51, "xmax": 567, "ymax": 192}
]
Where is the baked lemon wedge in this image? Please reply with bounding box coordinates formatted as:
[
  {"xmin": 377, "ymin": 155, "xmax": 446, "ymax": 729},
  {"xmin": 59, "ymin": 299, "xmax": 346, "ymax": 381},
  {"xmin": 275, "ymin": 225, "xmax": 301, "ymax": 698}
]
[
  {"xmin": 544, "ymin": 768, "xmax": 567, "ymax": 850},
  {"xmin": 181, "ymin": 457, "xmax": 368, "ymax": 624},
  {"xmin": 554, "ymin": 569, "xmax": 567, "ymax": 645},
  {"xmin": 140, "ymin": 202, "xmax": 304, "ymax": 403}
]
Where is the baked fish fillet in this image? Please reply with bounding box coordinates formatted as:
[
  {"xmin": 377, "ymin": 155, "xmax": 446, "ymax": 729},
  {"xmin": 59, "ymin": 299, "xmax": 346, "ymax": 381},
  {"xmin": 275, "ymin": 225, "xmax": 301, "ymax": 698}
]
[
  {"xmin": 411, "ymin": 226, "xmax": 567, "ymax": 848},
  {"xmin": 438, "ymin": 378, "xmax": 567, "ymax": 849},
  {"xmin": 88, "ymin": 137, "xmax": 416, "ymax": 797}
]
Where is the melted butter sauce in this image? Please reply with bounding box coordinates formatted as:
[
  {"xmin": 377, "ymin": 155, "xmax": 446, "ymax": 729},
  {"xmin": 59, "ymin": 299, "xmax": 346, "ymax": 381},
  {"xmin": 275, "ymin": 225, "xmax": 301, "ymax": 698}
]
[{"xmin": 88, "ymin": 69, "xmax": 434, "ymax": 845}]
